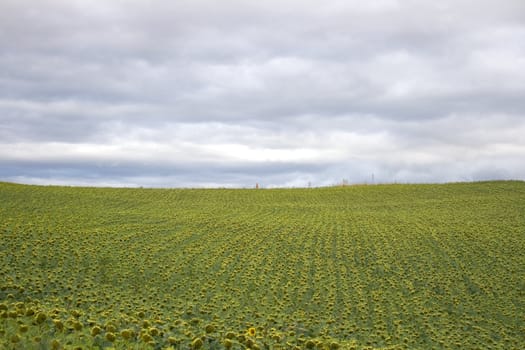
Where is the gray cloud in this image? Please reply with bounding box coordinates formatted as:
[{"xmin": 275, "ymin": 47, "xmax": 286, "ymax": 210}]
[{"xmin": 1, "ymin": 0, "xmax": 524, "ymax": 187}]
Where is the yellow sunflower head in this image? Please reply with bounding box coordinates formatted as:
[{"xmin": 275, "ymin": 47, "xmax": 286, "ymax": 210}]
[{"xmin": 248, "ymin": 327, "xmax": 256, "ymax": 337}]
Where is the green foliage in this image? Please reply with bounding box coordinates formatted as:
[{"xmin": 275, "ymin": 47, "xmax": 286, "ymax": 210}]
[{"xmin": 0, "ymin": 181, "xmax": 524, "ymax": 349}]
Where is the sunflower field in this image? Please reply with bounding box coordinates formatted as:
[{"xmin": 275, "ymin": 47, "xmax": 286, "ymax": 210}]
[{"xmin": 0, "ymin": 181, "xmax": 524, "ymax": 349}]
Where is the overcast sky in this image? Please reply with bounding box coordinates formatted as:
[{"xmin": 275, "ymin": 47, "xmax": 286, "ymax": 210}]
[{"xmin": 1, "ymin": 0, "xmax": 524, "ymax": 188}]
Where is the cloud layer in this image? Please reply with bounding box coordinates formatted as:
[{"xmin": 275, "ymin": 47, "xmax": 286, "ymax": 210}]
[{"xmin": 1, "ymin": 0, "xmax": 524, "ymax": 187}]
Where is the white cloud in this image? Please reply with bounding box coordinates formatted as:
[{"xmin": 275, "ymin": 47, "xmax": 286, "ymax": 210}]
[{"xmin": 0, "ymin": 0, "xmax": 524, "ymax": 187}]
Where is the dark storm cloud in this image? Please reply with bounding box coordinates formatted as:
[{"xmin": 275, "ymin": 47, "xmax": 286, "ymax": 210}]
[{"xmin": 1, "ymin": 0, "xmax": 524, "ymax": 187}]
